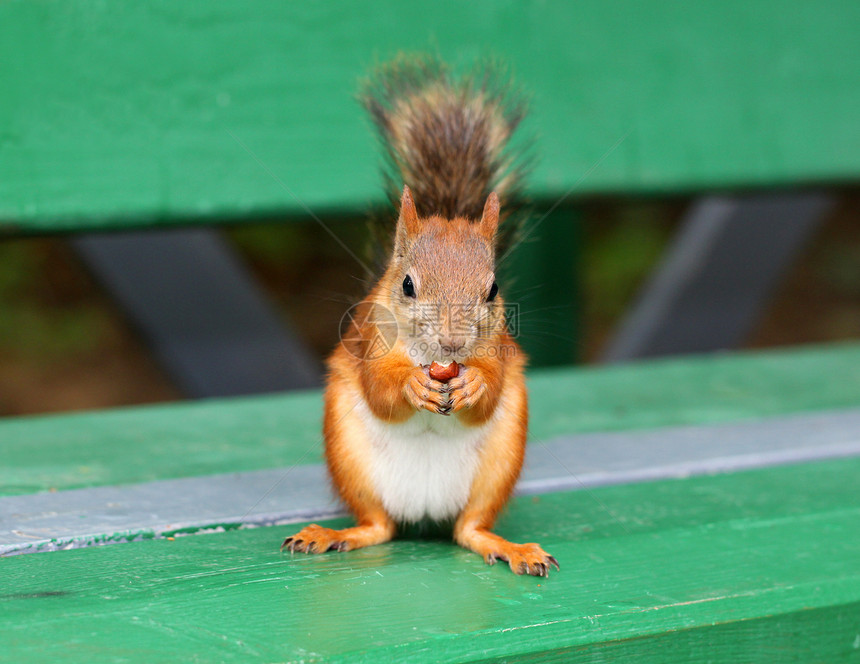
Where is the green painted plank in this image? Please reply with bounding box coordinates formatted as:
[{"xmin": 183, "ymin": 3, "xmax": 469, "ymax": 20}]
[
  {"xmin": 472, "ymin": 603, "xmax": 860, "ymax": 663},
  {"xmin": 6, "ymin": 408, "xmax": 859, "ymax": 556},
  {"xmin": 1, "ymin": 344, "xmax": 859, "ymax": 497},
  {"xmin": 1, "ymin": 1, "xmax": 859, "ymax": 233},
  {"xmin": 531, "ymin": 342, "xmax": 860, "ymax": 440},
  {"xmin": 2, "ymin": 458, "xmax": 858, "ymax": 662},
  {"xmin": 0, "ymin": 390, "xmax": 324, "ymax": 497}
]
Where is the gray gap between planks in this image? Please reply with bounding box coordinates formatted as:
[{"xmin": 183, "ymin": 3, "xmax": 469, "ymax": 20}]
[{"xmin": 3, "ymin": 408, "xmax": 860, "ymax": 556}]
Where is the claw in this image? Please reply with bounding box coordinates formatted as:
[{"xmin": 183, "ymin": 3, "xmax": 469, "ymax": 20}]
[
  {"xmin": 482, "ymin": 544, "xmax": 557, "ymax": 577},
  {"xmin": 280, "ymin": 537, "xmax": 293, "ymax": 551}
]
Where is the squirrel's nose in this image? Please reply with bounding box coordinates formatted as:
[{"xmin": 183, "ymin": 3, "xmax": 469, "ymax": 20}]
[{"xmin": 439, "ymin": 336, "xmax": 466, "ymax": 355}]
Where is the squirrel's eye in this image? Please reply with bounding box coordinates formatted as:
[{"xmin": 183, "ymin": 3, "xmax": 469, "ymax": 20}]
[
  {"xmin": 487, "ymin": 281, "xmax": 499, "ymax": 302},
  {"xmin": 402, "ymin": 275, "xmax": 416, "ymax": 298}
]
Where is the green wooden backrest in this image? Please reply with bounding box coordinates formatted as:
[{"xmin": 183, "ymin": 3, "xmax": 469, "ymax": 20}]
[{"xmin": 2, "ymin": 0, "xmax": 859, "ymax": 235}]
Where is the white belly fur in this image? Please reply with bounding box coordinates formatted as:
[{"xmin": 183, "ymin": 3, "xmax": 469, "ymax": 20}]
[{"xmin": 357, "ymin": 400, "xmax": 489, "ymax": 523}]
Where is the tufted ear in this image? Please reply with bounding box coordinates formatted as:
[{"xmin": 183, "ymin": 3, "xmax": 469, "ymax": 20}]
[
  {"xmin": 393, "ymin": 185, "xmax": 421, "ymax": 257},
  {"xmin": 477, "ymin": 192, "xmax": 500, "ymax": 240},
  {"xmin": 396, "ymin": 185, "xmax": 420, "ymax": 236}
]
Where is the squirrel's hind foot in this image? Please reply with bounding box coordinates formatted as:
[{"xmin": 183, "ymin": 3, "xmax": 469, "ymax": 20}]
[
  {"xmin": 281, "ymin": 520, "xmax": 395, "ymax": 555},
  {"xmin": 485, "ymin": 542, "xmax": 560, "ymax": 577},
  {"xmin": 281, "ymin": 524, "xmax": 349, "ymax": 554},
  {"xmin": 456, "ymin": 525, "xmax": 559, "ymax": 577}
]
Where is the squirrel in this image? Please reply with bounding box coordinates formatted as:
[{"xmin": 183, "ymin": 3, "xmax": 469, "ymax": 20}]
[{"xmin": 282, "ymin": 56, "xmax": 558, "ymax": 577}]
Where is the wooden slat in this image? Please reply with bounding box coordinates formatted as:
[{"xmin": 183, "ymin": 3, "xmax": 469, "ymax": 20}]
[
  {"xmin": 71, "ymin": 228, "xmax": 322, "ymax": 395},
  {"xmin": 1, "ymin": 1, "xmax": 859, "ymax": 233},
  {"xmin": 2, "ymin": 344, "xmax": 859, "ymax": 497},
  {"xmin": 2, "ymin": 458, "xmax": 858, "ymax": 661},
  {"xmin": 602, "ymin": 193, "xmax": 834, "ymax": 361},
  {"xmin": 4, "ymin": 408, "xmax": 860, "ymax": 556}
]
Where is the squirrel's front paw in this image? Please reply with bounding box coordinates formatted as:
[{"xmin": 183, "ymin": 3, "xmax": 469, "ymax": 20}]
[
  {"xmin": 446, "ymin": 366, "xmax": 487, "ymax": 412},
  {"xmin": 404, "ymin": 366, "xmax": 451, "ymax": 415}
]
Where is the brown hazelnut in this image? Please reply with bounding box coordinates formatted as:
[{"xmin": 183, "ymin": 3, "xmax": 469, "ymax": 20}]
[{"xmin": 428, "ymin": 361, "xmax": 460, "ymax": 383}]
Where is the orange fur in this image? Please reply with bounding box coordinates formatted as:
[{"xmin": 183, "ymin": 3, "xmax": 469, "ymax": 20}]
[
  {"xmin": 282, "ymin": 189, "xmax": 558, "ymax": 576},
  {"xmin": 283, "ymin": 58, "xmax": 554, "ymax": 575},
  {"xmin": 453, "ymin": 354, "xmax": 558, "ymax": 576}
]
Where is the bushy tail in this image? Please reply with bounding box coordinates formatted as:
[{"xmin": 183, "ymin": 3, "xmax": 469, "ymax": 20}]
[{"xmin": 360, "ymin": 54, "xmax": 530, "ymax": 231}]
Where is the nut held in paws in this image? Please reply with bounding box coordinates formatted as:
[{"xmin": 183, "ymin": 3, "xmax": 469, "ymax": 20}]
[{"xmin": 428, "ymin": 361, "xmax": 460, "ymax": 383}]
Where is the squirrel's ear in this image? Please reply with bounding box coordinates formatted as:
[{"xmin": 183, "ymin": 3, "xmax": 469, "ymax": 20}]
[
  {"xmin": 397, "ymin": 185, "xmax": 420, "ymax": 236},
  {"xmin": 478, "ymin": 192, "xmax": 500, "ymax": 239}
]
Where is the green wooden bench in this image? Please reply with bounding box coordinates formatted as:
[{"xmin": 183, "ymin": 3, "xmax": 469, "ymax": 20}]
[{"xmin": 2, "ymin": 2, "xmax": 860, "ymax": 661}]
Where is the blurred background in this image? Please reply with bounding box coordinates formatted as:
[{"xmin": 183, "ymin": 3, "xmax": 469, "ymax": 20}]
[
  {"xmin": 1, "ymin": 2, "xmax": 858, "ymax": 417},
  {"xmin": 1, "ymin": 193, "xmax": 857, "ymax": 416}
]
